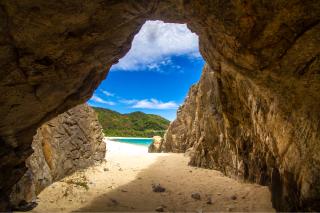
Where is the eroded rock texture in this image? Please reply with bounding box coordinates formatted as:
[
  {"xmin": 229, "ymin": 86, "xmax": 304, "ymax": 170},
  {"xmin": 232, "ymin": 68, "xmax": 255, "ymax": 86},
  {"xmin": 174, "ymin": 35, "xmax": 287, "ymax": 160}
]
[
  {"xmin": 163, "ymin": 63, "xmax": 320, "ymax": 211},
  {"xmin": 0, "ymin": 0, "xmax": 319, "ymax": 211},
  {"xmin": 10, "ymin": 104, "xmax": 106, "ymax": 209}
]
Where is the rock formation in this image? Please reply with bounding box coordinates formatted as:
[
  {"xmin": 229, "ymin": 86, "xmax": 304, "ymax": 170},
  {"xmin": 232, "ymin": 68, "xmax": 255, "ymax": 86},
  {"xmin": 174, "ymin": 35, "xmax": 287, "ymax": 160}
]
[
  {"xmin": 9, "ymin": 104, "xmax": 106, "ymax": 209},
  {"xmin": 148, "ymin": 136, "xmax": 163, "ymax": 153},
  {"xmin": 0, "ymin": 0, "xmax": 319, "ymax": 211},
  {"xmin": 163, "ymin": 63, "xmax": 320, "ymax": 211}
]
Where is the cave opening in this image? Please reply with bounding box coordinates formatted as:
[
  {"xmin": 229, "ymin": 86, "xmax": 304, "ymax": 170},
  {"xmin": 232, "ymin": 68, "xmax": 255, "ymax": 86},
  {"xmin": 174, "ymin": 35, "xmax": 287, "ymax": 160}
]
[
  {"xmin": 88, "ymin": 20, "xmax": 205, "ymax": 137},
  {"xmin": 11, "ymin": 20, "xmax": 273, "ymax": 212},
  {"xmin": 1, "ymin": 1, "xmax": 319, "ymax": 212}
]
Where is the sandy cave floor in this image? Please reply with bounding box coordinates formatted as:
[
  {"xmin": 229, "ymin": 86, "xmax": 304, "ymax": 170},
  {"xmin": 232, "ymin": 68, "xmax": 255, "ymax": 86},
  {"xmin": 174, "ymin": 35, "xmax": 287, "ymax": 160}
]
[{"xmin": 31, "ymin": 140, "xmax": 275, "ymax": 212}]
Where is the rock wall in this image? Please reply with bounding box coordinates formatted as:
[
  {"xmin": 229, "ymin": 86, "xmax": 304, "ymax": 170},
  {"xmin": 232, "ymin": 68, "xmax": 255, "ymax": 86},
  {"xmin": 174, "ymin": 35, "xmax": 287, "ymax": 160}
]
[
  {"xmin": 0, "ymin": 0, "xmax": 319, "ymax": 211},
  {"xmin": 162, "ymin": 64, "xmax": 320, "ymax": 211},
  {"xmin": 9, "ymin": 104, "xmax": 106, "ymax": 209}
]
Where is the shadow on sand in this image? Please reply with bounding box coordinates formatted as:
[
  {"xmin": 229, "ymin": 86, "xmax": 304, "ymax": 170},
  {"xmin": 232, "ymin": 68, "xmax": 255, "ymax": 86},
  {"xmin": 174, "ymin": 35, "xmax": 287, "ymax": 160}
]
[{"xmin": 73, "ymin": 154, "xmax": 274, "ymax": 212}]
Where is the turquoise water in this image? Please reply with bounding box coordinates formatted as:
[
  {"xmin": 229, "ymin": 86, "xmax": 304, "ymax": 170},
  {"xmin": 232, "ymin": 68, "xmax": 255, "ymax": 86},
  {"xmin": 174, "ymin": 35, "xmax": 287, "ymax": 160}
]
[{"xmin": 109, "ymin": 138, "xmax": 153, "ymax": 146}]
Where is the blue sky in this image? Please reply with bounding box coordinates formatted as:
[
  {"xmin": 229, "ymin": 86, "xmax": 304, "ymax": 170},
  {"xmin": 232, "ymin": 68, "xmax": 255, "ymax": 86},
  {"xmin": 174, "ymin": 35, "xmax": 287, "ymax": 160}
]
[{"xmin": 88, "ymin": 20, "xmax": 205, "ymax": 121}]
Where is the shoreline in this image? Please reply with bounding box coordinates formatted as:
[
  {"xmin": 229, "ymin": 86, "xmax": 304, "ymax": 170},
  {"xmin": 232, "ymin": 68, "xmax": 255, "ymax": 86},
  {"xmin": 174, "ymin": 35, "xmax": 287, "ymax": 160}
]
[
  {"xmin": 105, "ymin": 139, "xmax": 150, "ymax": 155},
  {"xmin": 105, "ymin": 137, "xmax": 153, "ymax": 148},
  {"xmin": 106, "ymin": 136, "xmax": 153, "ymax": 139}
]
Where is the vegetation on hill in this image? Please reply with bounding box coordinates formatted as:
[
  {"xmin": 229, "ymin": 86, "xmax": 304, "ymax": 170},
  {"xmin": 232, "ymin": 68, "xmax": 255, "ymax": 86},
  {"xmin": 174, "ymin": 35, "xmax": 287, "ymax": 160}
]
[{"xmin": 93, "ymin": 107, "xmax": 170, "ymax": 137}]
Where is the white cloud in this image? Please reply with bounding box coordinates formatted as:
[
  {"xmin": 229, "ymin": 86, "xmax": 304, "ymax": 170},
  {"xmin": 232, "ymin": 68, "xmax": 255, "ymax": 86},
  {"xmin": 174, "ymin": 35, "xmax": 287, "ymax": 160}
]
[
  {"xmin": 101, "ymin": 90, "xmax": 114, "ymax": 97},
  {"xmin": 131, "ymin": 98, "xmax": 178, "ymax": 110},
  {"xmin": 90, "ymin": 95, "xmax": 116, "ymax": 106},
  {"xmin": 119, "ymin": 99, "xmax": 138, "ymax": 104},
  {"xmin": 111, "ymin": 20, "xmax": 200, "ymax": 71},
  {"xmin": 120, "ymin": 98, "xmax": 178, "ymax": 109}
]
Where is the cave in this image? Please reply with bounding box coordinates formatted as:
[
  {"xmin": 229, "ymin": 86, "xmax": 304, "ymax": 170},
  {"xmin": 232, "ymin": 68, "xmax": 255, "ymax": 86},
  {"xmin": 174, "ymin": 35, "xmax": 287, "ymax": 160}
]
[{"xmin": 0, "ymin": 1, "xmax": 319, "ymax": 211}]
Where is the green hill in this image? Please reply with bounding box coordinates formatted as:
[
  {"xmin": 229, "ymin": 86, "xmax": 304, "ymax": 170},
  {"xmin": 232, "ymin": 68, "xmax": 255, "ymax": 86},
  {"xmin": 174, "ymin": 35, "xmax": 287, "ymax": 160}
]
[{"xmin": 93, "ymin": 107, "xmax": 170, "ymax": 137}]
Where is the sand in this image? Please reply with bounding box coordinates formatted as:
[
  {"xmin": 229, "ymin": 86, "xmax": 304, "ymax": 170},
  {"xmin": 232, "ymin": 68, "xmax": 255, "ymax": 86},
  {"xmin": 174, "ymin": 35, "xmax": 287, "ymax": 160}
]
[{"xmin": 31, "ymin": 139, "xmax": 275, "ymax": 212}]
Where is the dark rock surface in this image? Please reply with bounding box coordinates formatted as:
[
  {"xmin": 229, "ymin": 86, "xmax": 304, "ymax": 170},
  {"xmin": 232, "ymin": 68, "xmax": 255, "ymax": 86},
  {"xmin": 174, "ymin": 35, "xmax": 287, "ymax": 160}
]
[
  {"xmin": 0, "ymin": 0, "xmax": 319, "ymax": 211},
  {"xmin": 9, "ymin": 104, "xmax": 106, "ymax": 209}
]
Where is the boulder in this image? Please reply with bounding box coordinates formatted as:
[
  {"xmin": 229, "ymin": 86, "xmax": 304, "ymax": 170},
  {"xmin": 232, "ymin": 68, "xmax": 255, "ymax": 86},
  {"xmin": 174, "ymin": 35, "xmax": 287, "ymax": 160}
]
[{"xmin": 148, "ymin": 136, "xmax": 163, "ymax": 153}]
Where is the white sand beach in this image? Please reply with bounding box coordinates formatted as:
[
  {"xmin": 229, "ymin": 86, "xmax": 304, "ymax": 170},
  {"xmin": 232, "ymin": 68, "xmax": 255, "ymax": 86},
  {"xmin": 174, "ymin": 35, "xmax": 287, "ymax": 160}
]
[{"xmin": 31, "ymin": 138, "xmax": 274, "ymax": 212}]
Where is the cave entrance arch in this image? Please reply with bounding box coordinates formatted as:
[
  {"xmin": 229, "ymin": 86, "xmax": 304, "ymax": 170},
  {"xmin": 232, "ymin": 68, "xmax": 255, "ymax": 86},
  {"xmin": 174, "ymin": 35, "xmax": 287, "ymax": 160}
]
[
  {"xmin": 88, "ymin": 20, "xmax": 205, "ymax": 138},
  {"xmin": 0, "ymin": 1, "xmax": 319, "ymax": 211}
]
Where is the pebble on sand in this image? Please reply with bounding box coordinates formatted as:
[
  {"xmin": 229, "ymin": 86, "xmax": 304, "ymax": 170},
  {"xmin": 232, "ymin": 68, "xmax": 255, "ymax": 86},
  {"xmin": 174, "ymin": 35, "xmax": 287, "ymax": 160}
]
[
  {"xmin": 191, "ymin": 192, "xmax": 201, "ymax": 200},
  {"xmin": 231, "ymin": 195, "xmax": 237, "ymax": 200},
  {"xmin": 110, "ymin": 198, "xmax": 119, "ymax": 205},
  {"xmin": 152, "ymin": 184, "xmax": 166, "ymax": 193},
  {"xmin": 206, "ymin": 197, "xmax": 213, "ymax": 204},
  {"xmin": 226, "ymin": 206, "xmax": 233, "ymax": 212},
  {"xmin": 155, "ymin": 206, "xmax": 165, "ymax": 212}
]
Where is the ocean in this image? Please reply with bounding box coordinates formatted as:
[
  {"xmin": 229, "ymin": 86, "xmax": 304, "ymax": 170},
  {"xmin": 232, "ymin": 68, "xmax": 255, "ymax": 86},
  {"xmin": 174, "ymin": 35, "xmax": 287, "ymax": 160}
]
[{"xmin": 107, "ymin": 137, "xmax": 153, "ymax": 146}]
